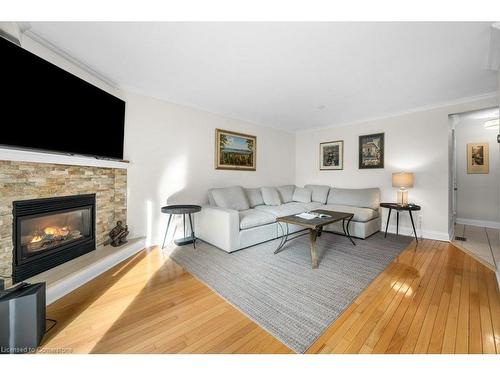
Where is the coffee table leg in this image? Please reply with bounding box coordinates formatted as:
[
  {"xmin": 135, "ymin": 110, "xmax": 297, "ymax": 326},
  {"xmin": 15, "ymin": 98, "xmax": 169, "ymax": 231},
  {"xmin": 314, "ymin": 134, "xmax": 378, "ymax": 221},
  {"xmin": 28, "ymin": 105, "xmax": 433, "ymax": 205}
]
[
  {"xmin": 385, "ymin": 208, "xmax": 392, "ymax": 238},
  {"xmin": 274, "ymin": 222, "xmax": 289, "ymax": 254},
  {"xmin": 310, "ymin": 229, "xmax": 319, "ymax": 269},
  {"xmin": 344, "ymin": 217, "xmax": 356, "ymax": 245}
]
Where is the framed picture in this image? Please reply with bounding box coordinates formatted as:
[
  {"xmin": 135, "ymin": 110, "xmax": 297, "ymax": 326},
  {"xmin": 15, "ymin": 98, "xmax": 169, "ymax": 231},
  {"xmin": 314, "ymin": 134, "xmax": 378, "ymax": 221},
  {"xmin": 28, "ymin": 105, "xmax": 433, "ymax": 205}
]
[
  {"xmin": 215, "ymin": 128, "xmax": 256, "ymax": 171},
  {"xmin": 319, "ymin": 140, "xmax": 343, "ymax": 170},
  {"xmin": 359, "ymin": 132, "xmax": 384, "ymax": 169},
  {"xmin": 467, "ymin": 142, "xmax": 489, "ymax": 174}
]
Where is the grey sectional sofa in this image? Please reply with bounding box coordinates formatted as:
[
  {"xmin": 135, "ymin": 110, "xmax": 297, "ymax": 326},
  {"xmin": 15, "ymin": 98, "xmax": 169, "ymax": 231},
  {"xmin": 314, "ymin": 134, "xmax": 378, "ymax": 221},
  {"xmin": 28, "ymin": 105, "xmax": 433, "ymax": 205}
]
[{"xmin": 195, "ymin": 184, "xmax": 381, "ymax": 252}]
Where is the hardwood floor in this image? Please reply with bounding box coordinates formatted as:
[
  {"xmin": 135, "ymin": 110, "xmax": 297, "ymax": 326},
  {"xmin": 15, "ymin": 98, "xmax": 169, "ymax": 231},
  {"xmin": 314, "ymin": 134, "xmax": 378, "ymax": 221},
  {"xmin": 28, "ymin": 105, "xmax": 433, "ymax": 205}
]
[{"xmin": 40, "ymin": 238, "xmax": 500, "ymax": 354}]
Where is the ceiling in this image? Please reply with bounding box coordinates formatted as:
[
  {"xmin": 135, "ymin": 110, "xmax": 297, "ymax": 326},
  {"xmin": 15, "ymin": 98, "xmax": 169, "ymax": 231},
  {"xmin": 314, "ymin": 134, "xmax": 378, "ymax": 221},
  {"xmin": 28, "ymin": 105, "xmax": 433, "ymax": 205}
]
[{"xmin": 26, "ymin": 22, "xmax": 498, "ymax": 131}]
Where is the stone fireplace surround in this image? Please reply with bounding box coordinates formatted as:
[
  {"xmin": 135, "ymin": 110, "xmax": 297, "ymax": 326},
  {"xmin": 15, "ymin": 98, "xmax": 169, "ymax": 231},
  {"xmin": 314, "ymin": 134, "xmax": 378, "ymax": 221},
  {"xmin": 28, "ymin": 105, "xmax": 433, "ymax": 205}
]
[{"xmin": 0, "ymin": 160, "xmax": 127, "ymax": 286}]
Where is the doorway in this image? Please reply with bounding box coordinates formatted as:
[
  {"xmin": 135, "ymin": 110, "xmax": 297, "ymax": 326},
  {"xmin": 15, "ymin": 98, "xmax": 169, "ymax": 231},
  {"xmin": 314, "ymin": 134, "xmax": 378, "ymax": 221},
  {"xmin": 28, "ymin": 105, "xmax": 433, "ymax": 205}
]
[{"xmin": 449, "ymin": 107, "xmax": 500, "ymax": 270}]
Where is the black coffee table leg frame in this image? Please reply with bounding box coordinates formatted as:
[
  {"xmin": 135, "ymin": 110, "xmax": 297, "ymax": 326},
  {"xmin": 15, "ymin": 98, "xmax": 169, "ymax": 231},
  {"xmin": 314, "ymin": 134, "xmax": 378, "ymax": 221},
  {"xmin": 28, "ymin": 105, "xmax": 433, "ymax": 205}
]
[
  {"xmin": 274, "ymin": 222, "xmax": 311, "ymax": 254},
  {"xmin": 274, "ymin": 222, "xmax": 289, "ymax": 254},
  {"xmin": 275, "ymin": 216, "xmax": 356, "ymax": 255},
  {"xmin": 342, "ymin": 217, "xmax": 356, "ymax": 246}
]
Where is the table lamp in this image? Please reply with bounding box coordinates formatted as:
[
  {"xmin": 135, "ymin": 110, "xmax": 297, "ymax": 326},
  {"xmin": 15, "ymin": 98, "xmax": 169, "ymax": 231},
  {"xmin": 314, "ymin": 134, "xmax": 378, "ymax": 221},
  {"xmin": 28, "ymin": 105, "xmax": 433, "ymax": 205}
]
[{"xmin": 392, "ymin": 172, "xmax": 413, "ymax": 206}]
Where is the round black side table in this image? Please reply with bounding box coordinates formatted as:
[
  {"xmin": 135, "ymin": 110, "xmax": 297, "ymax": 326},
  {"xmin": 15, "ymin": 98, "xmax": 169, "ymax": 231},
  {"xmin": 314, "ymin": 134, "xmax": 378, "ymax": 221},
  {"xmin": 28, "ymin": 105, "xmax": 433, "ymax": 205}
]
[
  {"xmin": 380, "ymin": 203, "xmax": 421, "ymax": 243},
  {"xmin": 161, "ymin": 205, "xmax": 201, "ymax": 249}
]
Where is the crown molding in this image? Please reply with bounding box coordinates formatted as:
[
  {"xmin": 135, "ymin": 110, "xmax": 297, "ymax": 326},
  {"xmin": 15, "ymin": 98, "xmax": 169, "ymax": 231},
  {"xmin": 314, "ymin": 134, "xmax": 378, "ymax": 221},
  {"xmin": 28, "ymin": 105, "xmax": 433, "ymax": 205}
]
[
  {"xmin": 20, "ymin": 26, "xmax": 119, "ymax": 91},
  {"xmin": 0, "ymin": 21, "xmax": 22, "ymax": 45},
  {"xmin": 297, "ymin": 92, "xmax": 499, "ymax": 133}
]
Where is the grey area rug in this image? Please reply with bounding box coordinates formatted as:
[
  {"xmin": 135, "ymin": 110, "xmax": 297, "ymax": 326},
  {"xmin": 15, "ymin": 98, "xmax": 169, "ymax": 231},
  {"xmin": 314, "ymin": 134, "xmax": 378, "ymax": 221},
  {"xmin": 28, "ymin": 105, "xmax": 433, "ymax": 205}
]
[{"xmin": 170, "ymin": 231, "xmax": 413, "ymax": 353}]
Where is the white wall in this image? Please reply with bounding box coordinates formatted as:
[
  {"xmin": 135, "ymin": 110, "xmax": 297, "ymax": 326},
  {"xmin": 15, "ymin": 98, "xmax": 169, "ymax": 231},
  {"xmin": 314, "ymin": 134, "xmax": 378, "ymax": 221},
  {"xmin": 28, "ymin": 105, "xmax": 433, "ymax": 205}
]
[
  {"xmin": 455, "ymin": 115, "xmax": 500, "ymax": 226},
  {"xmin": 123, "ymin": 92, "xmax": 296, "ymax": 246},
  {"xmin": 295, "ymin": 96, "xmax": 498, "ymax": 241}
]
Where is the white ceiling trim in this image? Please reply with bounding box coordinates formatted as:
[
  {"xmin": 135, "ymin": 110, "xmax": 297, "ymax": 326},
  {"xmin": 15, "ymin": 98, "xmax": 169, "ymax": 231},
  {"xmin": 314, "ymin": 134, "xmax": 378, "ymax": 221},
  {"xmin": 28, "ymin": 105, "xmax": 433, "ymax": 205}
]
[
  {"xmin": 119, "ymin": 82, "xmax": 298, "ymax": 134},
  {"xmin": 297, "ymin": 91, "xmax": 499, "ymax": 133},
  {"xmin": 21, "ymin": 27, "xmax": 120, "ymax": 90}
]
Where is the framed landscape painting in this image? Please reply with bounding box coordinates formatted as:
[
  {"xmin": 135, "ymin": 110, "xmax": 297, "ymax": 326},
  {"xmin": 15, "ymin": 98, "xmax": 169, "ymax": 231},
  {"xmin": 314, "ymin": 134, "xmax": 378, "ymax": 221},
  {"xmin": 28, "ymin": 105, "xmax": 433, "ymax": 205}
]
[
  {"xmin": 319, "ymin": 140, "xmax": 343, "ymax": 170},
  {"xmin": 359, "ymin": 132, "xmax": 384, "ymax": 169},
  {"xmin": 467, "ymin": 142, "xmax": 489, "ymax": 174},
  {"xmin": 215, "ymin": 128, "xmax": 256, "ymax": 171}
]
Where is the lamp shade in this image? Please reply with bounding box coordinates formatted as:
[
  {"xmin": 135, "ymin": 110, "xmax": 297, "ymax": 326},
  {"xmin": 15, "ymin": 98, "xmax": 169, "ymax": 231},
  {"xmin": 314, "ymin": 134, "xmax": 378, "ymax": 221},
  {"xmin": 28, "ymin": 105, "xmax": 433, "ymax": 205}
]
[{"xmin": 392, "ymin": 172, "xmax": 413, "ymax": 188}]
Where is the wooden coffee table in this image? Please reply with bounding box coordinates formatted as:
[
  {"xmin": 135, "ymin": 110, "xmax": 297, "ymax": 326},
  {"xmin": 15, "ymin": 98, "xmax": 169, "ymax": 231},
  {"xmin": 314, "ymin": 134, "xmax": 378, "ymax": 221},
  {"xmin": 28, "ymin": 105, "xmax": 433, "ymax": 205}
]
[{"xmin": 275, "ymin": 209, "xmax": 355, "ymax": 268}]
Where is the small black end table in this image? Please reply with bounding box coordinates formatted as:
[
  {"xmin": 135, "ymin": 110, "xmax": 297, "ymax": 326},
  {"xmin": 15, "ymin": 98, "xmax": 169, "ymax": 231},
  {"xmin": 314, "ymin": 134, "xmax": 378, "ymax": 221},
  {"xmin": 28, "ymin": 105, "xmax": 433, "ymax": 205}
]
[
  {"xmin": 161, "ymin": 205, "xmax": 201, "ymax": 249},
  {"xmin": 380, "ymin": 203, "xmax": 421, "ymax": 243}
]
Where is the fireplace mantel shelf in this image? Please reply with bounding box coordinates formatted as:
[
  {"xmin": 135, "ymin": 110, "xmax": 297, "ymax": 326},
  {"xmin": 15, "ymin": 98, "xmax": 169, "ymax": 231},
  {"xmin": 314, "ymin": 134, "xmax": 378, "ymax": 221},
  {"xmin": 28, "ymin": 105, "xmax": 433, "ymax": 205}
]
[
  {"xmin": 0, "ymin": 147, "xmax": 129, "ymax": 169},
  {"xmin": 26, "ymin": 237, "xmax": 146, "ymax": 305}
]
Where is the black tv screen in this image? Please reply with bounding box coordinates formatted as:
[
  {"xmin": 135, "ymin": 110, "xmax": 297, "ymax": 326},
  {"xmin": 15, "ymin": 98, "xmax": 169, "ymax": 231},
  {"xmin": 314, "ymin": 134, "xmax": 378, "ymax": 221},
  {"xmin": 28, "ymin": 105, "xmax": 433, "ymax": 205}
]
[{"xmin": 0, "ymin": 36, "xmax": 125, "ymax": 160}]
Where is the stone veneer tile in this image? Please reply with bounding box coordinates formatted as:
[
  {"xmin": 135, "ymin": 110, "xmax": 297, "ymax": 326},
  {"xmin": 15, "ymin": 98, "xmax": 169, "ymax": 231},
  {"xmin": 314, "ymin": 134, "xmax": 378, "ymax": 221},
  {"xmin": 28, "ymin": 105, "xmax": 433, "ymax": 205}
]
[{"xmin": 0, "ymin": 161, "xmax": 127, "ymax": 284}]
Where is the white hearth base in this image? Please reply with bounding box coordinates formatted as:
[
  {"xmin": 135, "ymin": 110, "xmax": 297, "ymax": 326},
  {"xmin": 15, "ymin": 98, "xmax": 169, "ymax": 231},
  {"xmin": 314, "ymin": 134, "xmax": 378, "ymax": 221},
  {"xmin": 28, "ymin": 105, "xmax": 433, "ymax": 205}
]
[{"xmin": 26, "ymin": 237, "xmax": 146, "ymax": 305}]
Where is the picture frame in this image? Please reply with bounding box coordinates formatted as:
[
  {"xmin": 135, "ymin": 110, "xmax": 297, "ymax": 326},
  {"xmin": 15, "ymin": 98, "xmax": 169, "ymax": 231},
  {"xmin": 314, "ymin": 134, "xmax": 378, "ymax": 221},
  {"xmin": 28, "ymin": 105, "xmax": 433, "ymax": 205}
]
[
  {"xmin": 359, "ymin": 133, "xmax": 384, "ymax": 169},
  {"xmin": 215, "ymin": 128, "xmax": 257, "ymax": 171},
  {"xmin": 319, "ymin": 140, "xmax": 344, "ymax": 170},
  {"xmin": 467, "ymin": 142, "xmax": 489, "ymax": 174}
]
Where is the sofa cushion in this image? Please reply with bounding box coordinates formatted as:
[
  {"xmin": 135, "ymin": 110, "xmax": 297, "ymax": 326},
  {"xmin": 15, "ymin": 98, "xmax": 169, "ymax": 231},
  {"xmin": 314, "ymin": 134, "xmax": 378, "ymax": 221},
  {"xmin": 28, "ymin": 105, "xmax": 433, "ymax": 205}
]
[
  {"xmin": 210, "ymin": 186, "xmax": 250, "ymax": 211},
  {"xmin": 261, "ymin": 187, "xmax": 282, "ymax": 206},
  {"xmin": 244, "ymin": 188, "xmax": 264, "ymax": 208},
  {"xmin": 255, "ymin": 202, "xmax": 308, "ymax": 218},
  {"xmin": 304, "ymin": 184, "xmax": 330, "ymax": 204},
  {"xmin": 292, "ymin": 187, "xmax": 312, "ymax": 203},
  {"xmin": 327, "ymin": 187, "xmax": 380, "ymax": 210},
  {"xmin": 304, "ymin": 202, "xmax": 323, "ymax": 211},
  {"xmin": 239, "ymin": 209, "xmax": 276, "ymax": 230},
  {"xmin": 322, "ymin": 204, "xmax": 379, "ymax": 222},
  {"xmin": 277, "ymin": 185, "xmax": 295, "ymax": 203}
]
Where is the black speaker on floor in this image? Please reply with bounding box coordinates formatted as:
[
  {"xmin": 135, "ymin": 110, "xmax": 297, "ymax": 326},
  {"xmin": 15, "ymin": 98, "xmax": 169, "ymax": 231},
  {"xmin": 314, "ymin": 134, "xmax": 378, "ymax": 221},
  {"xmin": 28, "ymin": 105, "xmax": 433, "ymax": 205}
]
[{"xmin": 0, "ymin": 282, "xmax": 46, "ymax": 354}]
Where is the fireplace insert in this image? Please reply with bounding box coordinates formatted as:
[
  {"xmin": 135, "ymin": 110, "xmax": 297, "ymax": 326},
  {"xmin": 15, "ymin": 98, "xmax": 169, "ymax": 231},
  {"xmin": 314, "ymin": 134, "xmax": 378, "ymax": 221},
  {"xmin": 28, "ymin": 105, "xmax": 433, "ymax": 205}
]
[{"xmin": 12, "ymin": 194, "xmax": 96, "ymax": 282}]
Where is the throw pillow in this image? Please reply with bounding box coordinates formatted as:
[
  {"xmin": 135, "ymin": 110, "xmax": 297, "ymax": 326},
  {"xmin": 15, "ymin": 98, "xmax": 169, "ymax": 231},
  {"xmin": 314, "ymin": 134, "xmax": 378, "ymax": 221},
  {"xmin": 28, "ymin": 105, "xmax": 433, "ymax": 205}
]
[
  {"xmin": 260, "ymin": 187, "xmax": 282, "ymax": 206},
  {"xmin": 304, "ymin": 184, "xmax": 330, "ymax": 204},
  {"xmin": 245, "ymin": 188, "xmax": 265, "ymax": 208},
  {"xmin": 277, "ymin": 185, "xmax": 295, "ymax": 203},
  {"xmin": 292, "ymin": 187, "xmax": 312, "ymax": 203},
  {"xmin": 211, "ymin": 186, "xmax": 250, "ymax": 211}
]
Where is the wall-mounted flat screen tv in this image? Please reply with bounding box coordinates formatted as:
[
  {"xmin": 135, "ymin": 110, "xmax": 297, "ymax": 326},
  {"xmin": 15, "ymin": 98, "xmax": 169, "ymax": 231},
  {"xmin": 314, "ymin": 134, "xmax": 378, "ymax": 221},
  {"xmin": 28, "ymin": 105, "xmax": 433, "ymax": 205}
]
[{"xmin": 0, "ymin": 36, "xmax": 125, "ymax": 160}]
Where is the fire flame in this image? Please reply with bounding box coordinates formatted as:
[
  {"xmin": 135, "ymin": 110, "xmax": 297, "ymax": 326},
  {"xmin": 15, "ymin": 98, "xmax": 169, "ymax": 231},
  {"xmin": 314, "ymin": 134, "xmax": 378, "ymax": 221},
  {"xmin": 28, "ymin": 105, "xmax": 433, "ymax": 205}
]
[
  {"xmin": 30, "ymin": 235, "xmax": 43, "ymax": 243},
  {"xmin": 43, "ymin": 226, "xmax": 69, "ymax": 236},
  {"xmin": 44, "ymin": 226, "xmax": 57, "ymax": 235},
  {"xmin": 30, "ymin": 226, "xmax": 71, "ymax": 244}
]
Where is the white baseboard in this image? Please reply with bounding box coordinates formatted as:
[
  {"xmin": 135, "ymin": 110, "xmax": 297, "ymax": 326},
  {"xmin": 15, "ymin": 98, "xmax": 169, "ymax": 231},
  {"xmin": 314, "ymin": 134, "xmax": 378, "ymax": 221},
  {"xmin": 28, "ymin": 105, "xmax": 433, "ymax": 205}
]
[
  {"xmin": 449, "ymin": 226, "xmax": 455, "ymax": 242},
  {"xmin": 384, "ymin": 224, "xmax": 449, "ymax": 242},
  {"xmin": 455, "ymin": 217, "xmax": 500, "ymax": 229}
]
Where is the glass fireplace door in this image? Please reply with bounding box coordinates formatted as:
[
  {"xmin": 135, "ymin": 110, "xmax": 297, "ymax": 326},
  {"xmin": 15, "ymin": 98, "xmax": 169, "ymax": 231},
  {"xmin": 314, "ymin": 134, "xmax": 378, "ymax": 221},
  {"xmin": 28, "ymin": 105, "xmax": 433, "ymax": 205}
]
[{"xmin": 19, "ymin": 207, "xmax": 92, "ymax": 260}]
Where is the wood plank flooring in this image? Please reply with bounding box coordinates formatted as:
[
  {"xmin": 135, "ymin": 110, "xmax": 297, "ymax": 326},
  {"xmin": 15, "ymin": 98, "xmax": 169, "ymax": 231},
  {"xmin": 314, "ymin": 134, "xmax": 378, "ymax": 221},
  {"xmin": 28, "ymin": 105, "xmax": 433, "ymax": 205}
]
[{"xmin": 40, "ymin": 238, "xmax": 500, "ymax": 354}]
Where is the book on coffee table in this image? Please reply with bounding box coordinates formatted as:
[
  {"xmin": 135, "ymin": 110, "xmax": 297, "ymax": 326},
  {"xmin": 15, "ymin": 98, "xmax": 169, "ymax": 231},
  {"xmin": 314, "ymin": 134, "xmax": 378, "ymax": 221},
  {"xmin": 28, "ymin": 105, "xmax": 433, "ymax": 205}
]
[{"xmin": 295, "ymin": 211, "xmax": 331, "ymax": 220}]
